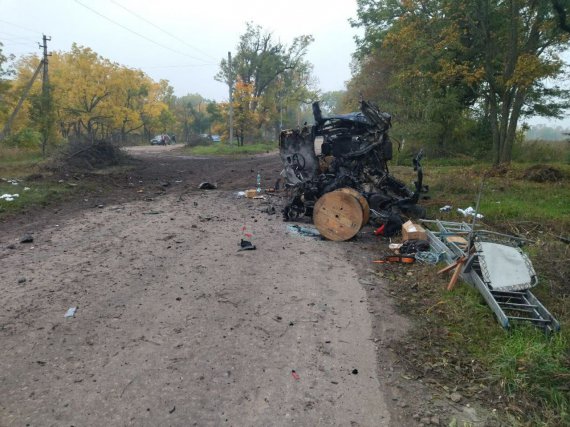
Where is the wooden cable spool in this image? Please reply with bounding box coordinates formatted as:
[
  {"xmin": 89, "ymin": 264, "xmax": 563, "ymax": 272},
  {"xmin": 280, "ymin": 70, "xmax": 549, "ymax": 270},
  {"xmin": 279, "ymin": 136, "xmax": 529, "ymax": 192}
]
[
  {"xmin": 313, "ymin": 191, "xmax": 364, "ymax": 241},
  {"xmin": 334, "ymin": 188, "xmax": 370, "ymax": 225}
]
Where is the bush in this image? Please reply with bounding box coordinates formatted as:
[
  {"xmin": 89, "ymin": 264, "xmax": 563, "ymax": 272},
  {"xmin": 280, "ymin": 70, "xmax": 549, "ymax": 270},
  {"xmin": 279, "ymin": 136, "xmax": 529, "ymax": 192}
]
[
  {"xmin": 2, "ymin": 128, "xmax": 42, "ymax": 149},
  {"xmin": 186, "ymin": 134, "xmax": 212, "ymax": 147},
  {"xmin": 54, "ymin": 138, "xmax": 130, "ymax": 170}
]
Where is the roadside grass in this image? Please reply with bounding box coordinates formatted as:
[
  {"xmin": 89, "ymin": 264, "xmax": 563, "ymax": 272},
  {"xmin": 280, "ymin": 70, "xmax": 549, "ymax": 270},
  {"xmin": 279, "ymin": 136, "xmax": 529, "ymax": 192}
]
[
  {"xmin": 0, "ymin": 144, "xmax": 131, "ymax": 217},
  {"xmin": 0, "ymin": 180, "xmax": 70, "ymax": 215},
  {"xmin": 184, "ymin": 141, "xmax": 278, "ymax": 156},
  {"xmin": 439, "ymin": 284, "xmax": 570, "ymax": 425},
  {"xmin": 390, "ymin": 160, "xmax": 569, "ymax": 425},
  {"xmin": 0, "ymin": 148, "xmax": 68, "ymax": 217},
  {"xmin": 0, "ymin": 147, "xmax": 44, "ymax": 176}
]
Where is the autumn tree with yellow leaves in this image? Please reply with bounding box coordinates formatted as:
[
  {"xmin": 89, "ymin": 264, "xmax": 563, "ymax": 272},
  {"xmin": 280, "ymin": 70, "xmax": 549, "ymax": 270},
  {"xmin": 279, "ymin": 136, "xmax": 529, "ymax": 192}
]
[
  {"xmin": 232, "ymin": 79, "xmax": 259, "ymax": 146},
  {"xmin": 2, "ymin": 44, "xmax": 173, "ymax": 150}
]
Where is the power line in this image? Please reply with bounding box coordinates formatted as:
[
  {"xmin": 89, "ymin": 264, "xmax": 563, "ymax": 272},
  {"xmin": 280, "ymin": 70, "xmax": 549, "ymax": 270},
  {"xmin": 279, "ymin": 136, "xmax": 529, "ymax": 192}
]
[
  {"xmin": 73, "ymin": 0, "xmax": 212, "ymax": 64},
  {"xmin": 0, "ymin": 31, "xmax": 37, "ymax": 41},
  {"xmin": 141, "ymin": 63, "xmax": 218, "ymax": 69},
  {"xmin": 0, "ymin": 19, "xmax": 40, "ymax": 34},
  {"xmin": 110, "ymin": 0, "xmax": 218, "ymax": 62}
]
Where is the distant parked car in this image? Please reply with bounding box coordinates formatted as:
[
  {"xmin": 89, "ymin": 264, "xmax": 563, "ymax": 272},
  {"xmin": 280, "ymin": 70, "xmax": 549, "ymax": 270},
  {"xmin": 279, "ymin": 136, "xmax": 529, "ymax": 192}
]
[{"xmin": 150, "ymin": 134, "xmax": 171, "ymax": 145}]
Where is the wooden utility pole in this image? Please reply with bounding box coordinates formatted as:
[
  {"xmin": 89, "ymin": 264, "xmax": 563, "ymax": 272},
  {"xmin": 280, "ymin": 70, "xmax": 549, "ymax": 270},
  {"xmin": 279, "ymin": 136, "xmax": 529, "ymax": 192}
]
[
  {"xmin": 40, "ymin": 35, "xmax": 50, "ymax": 96},
  {"xmin": 228, "ymin": 51, "xmax": 233, "ymax": 145},
  {"xmin": 39, "ymin": 34, "xmax": 51, "ymax": 156},
  {"xmin": 0, "ymin": 35, "xmax": 51, "ymax": 143}
]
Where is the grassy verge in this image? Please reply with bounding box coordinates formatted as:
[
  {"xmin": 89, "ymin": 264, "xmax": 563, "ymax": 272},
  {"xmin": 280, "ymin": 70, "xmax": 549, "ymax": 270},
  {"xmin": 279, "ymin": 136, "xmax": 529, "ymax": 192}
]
[
  {"xmin": 388, "ymin": 161, "xmax": 569, "ymax": 425},
  {"xmin": 0, "ymin": 148, "xmax": 68, "ymax": 217},
  {"xmin": 183, "ymin": 141, "xmax": 278, "ymax": 156}
]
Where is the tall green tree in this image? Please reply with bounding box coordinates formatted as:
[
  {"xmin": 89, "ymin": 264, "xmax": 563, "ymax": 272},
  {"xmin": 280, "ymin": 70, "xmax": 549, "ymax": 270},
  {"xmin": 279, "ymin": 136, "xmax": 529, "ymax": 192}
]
[
  {"xmin": 351, "ymin": 0, "xmax": 570, "ymax": 163},
  {"xmin": 468, "ymin": 0, "xmax": 570, "ymax": 163},
  {"xmin": 350, "ymin": 1, "xmax": 482, "ymax": 154},
  {"xmin": 216, "ymin": 22, "xmax": 316, "ymax": 142}
]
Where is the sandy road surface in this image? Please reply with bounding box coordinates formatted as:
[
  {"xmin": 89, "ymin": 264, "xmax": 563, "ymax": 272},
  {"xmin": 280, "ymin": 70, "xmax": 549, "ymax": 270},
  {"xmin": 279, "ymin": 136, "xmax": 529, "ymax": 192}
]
[{"xmin": 0, "ymin": 148, "xmax": 401, "ymax": 426}]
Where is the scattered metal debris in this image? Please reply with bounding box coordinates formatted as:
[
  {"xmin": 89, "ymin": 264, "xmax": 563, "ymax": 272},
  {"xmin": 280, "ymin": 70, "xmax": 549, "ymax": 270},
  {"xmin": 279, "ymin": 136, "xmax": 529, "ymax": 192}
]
[
  {"xmin": 423, "ymin": 219, "xmax": 560, "ymax": 332},
  {"xmin": 287, "ymin": 224, "xmax": 321, "ymax": 238}
]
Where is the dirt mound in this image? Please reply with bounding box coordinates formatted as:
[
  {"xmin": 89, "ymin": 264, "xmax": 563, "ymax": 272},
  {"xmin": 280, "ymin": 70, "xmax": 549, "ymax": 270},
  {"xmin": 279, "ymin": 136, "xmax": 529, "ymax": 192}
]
[{"xmin": 522, "ymin": 165, "xmax": 564, "ymax": 182}]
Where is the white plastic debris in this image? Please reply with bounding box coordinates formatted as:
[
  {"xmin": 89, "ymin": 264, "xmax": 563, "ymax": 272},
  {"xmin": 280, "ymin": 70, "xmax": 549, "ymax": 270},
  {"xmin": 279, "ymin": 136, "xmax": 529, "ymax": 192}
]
[
  {"xmin": 64, "ymin": 307, "xmax": 77, "ymax": 318},
  {"xmin": 0, "ymin": 194, "xmax": 19, "ymax": 201},
  {"xmin": 439, "ymin": 205, "xmax": 452, "ymax": 212},
  {"xmin": 24, "ymin": 187, "xmax": 30, "ymax": 191},
  {"xmin": 457, "ymin": 206, "xmax": 484, "ymax": 219}
]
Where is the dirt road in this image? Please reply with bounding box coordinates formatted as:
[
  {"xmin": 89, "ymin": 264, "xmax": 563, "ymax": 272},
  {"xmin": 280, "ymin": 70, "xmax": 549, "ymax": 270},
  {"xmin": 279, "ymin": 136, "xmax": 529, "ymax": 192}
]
[{"xmin": 0, "ymin": 146, "xmax": 474, "ymax": 426}]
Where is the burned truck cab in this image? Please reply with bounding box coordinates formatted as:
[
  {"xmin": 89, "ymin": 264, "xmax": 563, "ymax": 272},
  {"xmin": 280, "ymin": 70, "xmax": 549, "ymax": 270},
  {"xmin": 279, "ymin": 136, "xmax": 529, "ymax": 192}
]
[{"xmin": 279, "ymin": 99, "xmax": 426, "ymax": 222}]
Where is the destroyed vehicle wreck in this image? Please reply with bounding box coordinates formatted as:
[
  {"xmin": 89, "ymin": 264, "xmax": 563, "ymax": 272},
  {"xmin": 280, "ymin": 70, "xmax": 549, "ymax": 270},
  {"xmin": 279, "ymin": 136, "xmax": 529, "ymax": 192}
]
[{"xmin": 279, "ymin": 100, "xmax": 427, "ymax": 229}]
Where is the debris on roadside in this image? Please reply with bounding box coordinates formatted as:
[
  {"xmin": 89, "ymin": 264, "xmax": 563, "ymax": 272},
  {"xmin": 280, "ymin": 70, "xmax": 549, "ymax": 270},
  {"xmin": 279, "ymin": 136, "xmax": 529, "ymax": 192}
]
[
  {"xmin": 262, "ymin": 205, "xmax": 276, "ymax": 215},
  {"xmin": 372, "ymin": 212, "xmax": 403, "ymax": 237},
  {"xmin": 238, "ymin": 225, "xmax": 256, "ymax": 251},
  {"xmin": 1, "ymin": 193, "xmax": 19, "ymax": 201},
  {"xmin": 64, "ymin": 307, "xmax": 77, "ymax": 318},
  {"xmin": 457, "ymin": 206, "xmax": 483, "ymax": 219},
  {"xmin": 279, "ymin": 99, "xmax": 428, "ymax": 241},
  {"xmin": 2, "ymin": 178, "xmax": 20, "ymax": 186},
  {"xmin": 401, "ymin": 220, "xmax": 427, "ymax": 241},
  {"xmin": 373, "ymin": 255, "xmax": 415, "ymax": 264},
  {"xmin": 312, "ymin": 189, "xmax": 366, "ymax": 241},
  {"xmin": 423, "ymin": 219, "xmax": 560, "ymax": 332},
  {"xmin": 287, "ymin": 224, "xmax": 321, "ymax": 238},
  {"xmin": 399, "ymin": 239, "xmax": 430, "ymax": 255},
  {"xmin": 244, "ymin": 189, "xmax": 257, "ymax": 198},
  {"xmin": 20, "ymin": 234, "xmax": 33, "ymax": 243},
  {"xmin": 198, "ymin": 182, "xmax": 217, "ymax": 190}
]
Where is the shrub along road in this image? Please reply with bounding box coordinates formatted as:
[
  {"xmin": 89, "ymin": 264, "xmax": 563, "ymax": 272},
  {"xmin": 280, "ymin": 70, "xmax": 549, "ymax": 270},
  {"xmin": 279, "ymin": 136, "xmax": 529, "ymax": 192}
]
[{"xmin": 0, "ymin": 146, "xmax": 493, "ymax": 426}]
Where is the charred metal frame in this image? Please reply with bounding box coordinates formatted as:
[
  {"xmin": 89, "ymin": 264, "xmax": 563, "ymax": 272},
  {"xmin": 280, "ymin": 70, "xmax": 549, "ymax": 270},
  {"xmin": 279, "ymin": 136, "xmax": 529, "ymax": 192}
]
[{"xmin": 279, "ymin": 99, "xmax": 427, "ymax": 221}]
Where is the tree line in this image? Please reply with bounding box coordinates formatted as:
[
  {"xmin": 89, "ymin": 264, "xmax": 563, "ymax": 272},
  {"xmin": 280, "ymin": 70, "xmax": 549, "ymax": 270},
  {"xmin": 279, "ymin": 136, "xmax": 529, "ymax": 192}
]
[
  {"xmin": 0, "ymin": 22, "xmax": 320, "ymax": 152},
  {"xmin": 2, "ymin": 6, "xmax": 570, "ymax": 163}
]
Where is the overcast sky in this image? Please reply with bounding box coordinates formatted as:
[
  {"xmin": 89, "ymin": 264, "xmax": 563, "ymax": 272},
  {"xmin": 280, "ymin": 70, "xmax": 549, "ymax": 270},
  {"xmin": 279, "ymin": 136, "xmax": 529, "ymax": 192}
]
[
  {"xmin": 1, "ymin": 0, "xmax": 361, "ymax": 101},
  {"xmin": 2, "ymin": 0, "xmax": 569, "ymax": 127}
]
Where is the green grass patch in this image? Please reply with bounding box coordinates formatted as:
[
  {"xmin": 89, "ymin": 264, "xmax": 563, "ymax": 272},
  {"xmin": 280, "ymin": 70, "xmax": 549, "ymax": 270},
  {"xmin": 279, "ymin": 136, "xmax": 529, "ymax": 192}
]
[
  {"xmin": 183, "ymin": 141, "xmax": 278, "ymax": 156},
  {"xmin": 410, "ymin": 162, "xmax": 570, "ymax": 233},
  {"xmin": 443, "ymin": 285, "xmax": 570, "ymax": 399},
  {"xmin": 0, "ymin": 180, "xmax": 70, "ymax": 215},
  {"xmin": 0, "ymin": 147, "xmax": 82, "ymax": 217},
  {"xmin": 398, "ymin": 270, "xmax": 570, "ymax": 425}
]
